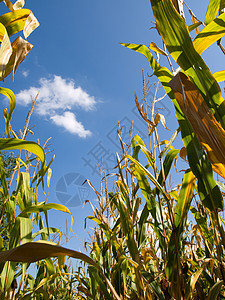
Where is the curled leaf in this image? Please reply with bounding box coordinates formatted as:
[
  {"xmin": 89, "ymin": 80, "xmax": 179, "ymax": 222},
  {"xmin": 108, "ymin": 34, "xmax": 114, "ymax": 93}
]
[
  {"xmin": 23, "ymin": 11, "xmax": 39, "ymax": 39},
  {"xmin": 4, "ymin": 36, "xmax": 33, "ymax": 79}
]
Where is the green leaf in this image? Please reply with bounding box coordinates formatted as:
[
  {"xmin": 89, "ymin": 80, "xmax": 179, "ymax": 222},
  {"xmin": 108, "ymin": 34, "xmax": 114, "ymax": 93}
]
[
  {"xmin": 122, "ymin": 43, "xmax": 224, "ymax": 211},
  {"xmin": 0, "ymin": 87, "xmax": 16, "ymax": 137},
  {"xmin": 0, "ymin": 241, "xmax": 121, "ymax": 300},
  {"xmin": 204, "ymin": 0, "xmax": 220, "ymax": 25},
  {"xmin": 0, "ymin": 138, "xmax": 45, "ymax": 163},
  {"xmin": 130, "ymin": 163, "xmax": 156, "ymax": 211},
  {"xmin": 157, "ymin": 149, "xmax": 180, "ymax": 187},
  {"xmin": 150, "ymin": 0, "xmax": 225, "ymax": 129},
  {"xmin": 194, "ymin": 12, "xmax": 225, "ymax": 54},
  {"xmin": 126, "ymin": 154, "xmax": 170, "ymax": 201},
  {"xmin": 174, "ymin": 169, "xmax": 195, "ymax": 228},
  {"xmin": 188, "ymin": 21, "xmax": 202, "ymax": 33}
]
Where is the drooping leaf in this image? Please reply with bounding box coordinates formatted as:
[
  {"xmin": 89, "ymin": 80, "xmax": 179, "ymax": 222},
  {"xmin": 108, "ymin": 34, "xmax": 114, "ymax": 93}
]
[
  {"xmin": 3, "ymin": 0, "xmax": 14, "ymax": 11},
  {"xmin": 126, "ymin": 154, "xmax": 170, "ymax": 201},
  {"xmin": 0, "ymin": 9, "xmax": 32, "ymax": 37},
  {"xmin": 188, "ymin": 9, "xmax": 201, "ymax": 34},
  {"xmin": 188, "ymin": 21, "xmax": 202, "ymax": 34},
  {"xmin": 4, "ymin": 36, "xmax": 33, "ymax": 80},
  {"xmin": 130, "ymin": 163, "xmax": 156, "ymax": 211},
  {"xmin": 0, "ymin": 241, "xmax": 121, "ymax": 300},
  {"xmin": 0, "ymin": 138, "xmax": 45, "ymax": 163}
]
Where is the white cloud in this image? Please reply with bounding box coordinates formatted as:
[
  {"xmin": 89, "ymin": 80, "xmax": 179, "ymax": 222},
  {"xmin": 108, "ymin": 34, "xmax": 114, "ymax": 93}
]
[
  {"xmin": 22, "ymin": 70, "xmax": 29, "ymax": 78},
  {"xmin": 51, "ymin": 111, "xmax": 91, "ymax": 138},
  {"xmin": 15, "ymin": 75, "xmax": 96, "ymax": 138}
]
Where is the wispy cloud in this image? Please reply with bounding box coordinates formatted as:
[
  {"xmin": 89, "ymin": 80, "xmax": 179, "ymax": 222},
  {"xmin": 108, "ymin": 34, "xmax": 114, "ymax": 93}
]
[
  {"xmin": 21, "ymin": 70, "xmax": 29, "ymax": 78},
  {"xmin": 16, "ymin": 75, "xmax": 96, "ymax": 138}
]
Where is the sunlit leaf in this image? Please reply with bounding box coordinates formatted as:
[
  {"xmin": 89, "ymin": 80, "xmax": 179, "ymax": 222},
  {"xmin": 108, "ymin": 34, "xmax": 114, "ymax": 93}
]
[
  {"xmin": 170, "ymin": 72, "xmax": 225, "ymax": 183},
  {"xmin": 0, "ymin": 241, "xmax": 121, "ymax": 300},
  {"xmin": 0, "ymin": 138, "xmax": 45, "ymax": 163},
  {"xmin": 0, "ymin": 23, "xmax": 12, "ymax": 79},
  {"xmin": 0, "ymin": 9, "xmax": 33, "ymax": 37},
  {"xmin": 204, "ymin": 0, "xmax": 220, "ymax": 25},
  {"xmin": 3, "ymin": 0, "xmax": 13, "ymax": 11},
  {"xmin": 169, "ymin": 72, "xmax": 224, "ymax": 210},
  {"xmin": 194, "ymin": 12, "xmax": 225, "ymax": 54},
  {"xmin": 13, "ymin": 0, "xmax": 25, "ymax": 10},
  {"xmin": 23, "ymin": 11, "xmax": 39, "ymax": 39},
  {"xmin": 150, "ymin": 0, "xmax": 225, "ymax": 128},
  {"xmin": 0, "ymin": 87, "xmax": 16, "ymax": 137},
  {"xmin": 4, "ymin": 36, "xmax": 33, "ymax": 80},
  {"xmin": 122, "ymin": 43, "xmax": 223, "ymax": 211},
  {"xmin": 188, "ymin": 21, "xmax": 202, "ymax": 33},
  {"xmin": 213, "ymin": 70, "xmax": 225, "ymax": 82},
  {"xmin": 188, "ymin": 9, "xmax": 200, "ymax": 34},
  {"xmin": 175, "ymin": 169, "xmax": 195, "ymax": 228},
  {"xmin": 149, "ymin": 42, "xmax": 167, "ymax": 56}
]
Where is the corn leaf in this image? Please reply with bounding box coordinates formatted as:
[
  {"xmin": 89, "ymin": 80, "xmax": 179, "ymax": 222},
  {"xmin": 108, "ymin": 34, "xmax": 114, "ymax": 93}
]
[
  {"xmin": 121, "ymin": 43, "xmax": 223, "ymax": 211},
  {"xmin": 188, "ymin": 21, "xmax": 202, "ymax": 34},
  {"xmin": 4, "ymin": 36, "xmax": 33, "ymax": 80},
  {"xmin": 0, "ymin": 23, "xmax": 12, "ymax": 79},
  {"xmin": 157, "ymin": 149, "xmax": 180, "ymax": 187},
  {"xmin": 150, "ymin": 0, "xmax": 225, "ymax": 128},
  {"xmin": 213, "ymin": 70, "xmax": 225, "ymax": 82},
  {"xmin": 194, "ymin": 12, "xmax": 225, "ymax": 54},
  {"xmin": 169, "ymin": 72, "xmax": 225, "ymax": 184},
  {"xmin": 126, "ymin": 154, "xmax": 170, "ymax": 201},
  {"xmin": 13, "ymin": 0, "xmax": 25, "ymax": 10},
  {"xmin": 0, "ymin": 87, "xmax": 16, "ymax": 138},
  {"xmin": 208, "ymin": 280, "xmax": 223, "ymax": 300},
  {"xmin": 23, "ymin": 11, "xmax": 39, "ymax": 39},
  {"xmin": 149, "ymin": 42, "xmax": 167, "ymax": 56},
  {"xmin": 204, "ymin": 0, "xmax": 220, "ymax": 25},
  {"xmin": 0, "ymin": 9, "xmax": 39, "ymax": 38},
  {"xmin": 0, "ymin": 241, "xmax": 121, "ymax": 300},
  {"xmin": 0, "ymin": 138, "xmax": 45, "ymax": 163},
  {"xmin": 130, "ymin": 163, "xmax": 156, "ymax": 211},
  {"xmin": 174, "ymin": 169, "xmax": 195, "ymax": 229}
]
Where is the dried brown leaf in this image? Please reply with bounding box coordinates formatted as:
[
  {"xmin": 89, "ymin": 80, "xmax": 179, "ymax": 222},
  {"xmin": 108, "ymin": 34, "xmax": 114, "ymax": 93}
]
[
  {"xmin": 169, "ymin": 72, "xmax": 225, "ymax": 179},
  {"xmin": 9, "ymin": 36, "xmax": 33, "ymax": 79},
  {"xmin": 135, "ymin": 93, "xmax": 154, "ymax": 126}
]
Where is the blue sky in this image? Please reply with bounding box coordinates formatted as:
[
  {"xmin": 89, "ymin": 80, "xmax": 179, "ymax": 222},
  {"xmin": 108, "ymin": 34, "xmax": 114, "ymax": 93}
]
[{"xmin": 1, "ymin": 1, "xmax": 225, "ymax": 252}]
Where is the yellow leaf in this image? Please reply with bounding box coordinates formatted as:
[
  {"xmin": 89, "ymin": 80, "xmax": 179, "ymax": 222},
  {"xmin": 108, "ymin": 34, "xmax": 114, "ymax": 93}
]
[
  {"xmin": 169, "ymin": 72, "xmax": 225, "ymax": 179},
  {"xmin": 149, "ymin": 42, "xmax": 167, "ymax": 56}
]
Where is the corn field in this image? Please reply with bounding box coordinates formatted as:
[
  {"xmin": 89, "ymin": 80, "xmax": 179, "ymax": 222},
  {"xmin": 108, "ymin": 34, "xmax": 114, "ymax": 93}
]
[{"xmin": 1, "ymin": 0, "xmax": 225, "ymax": 299}]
